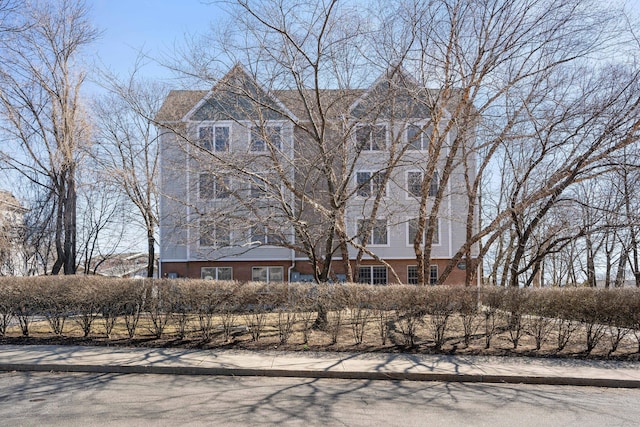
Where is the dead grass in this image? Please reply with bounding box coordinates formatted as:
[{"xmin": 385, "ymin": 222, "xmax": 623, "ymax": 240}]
[{"xmin": 2, "ymin": 310, "xmax": 638, "ymax": 361}]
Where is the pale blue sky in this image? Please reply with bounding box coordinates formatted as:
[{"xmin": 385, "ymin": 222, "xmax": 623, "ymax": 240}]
[{"xmin": 90, "ymin": 0, "xmax": 226, "ymax": 80}]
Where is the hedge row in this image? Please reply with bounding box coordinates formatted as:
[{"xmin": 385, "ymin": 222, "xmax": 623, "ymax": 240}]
[{"xmin": 1, "ymin": 276, "xmax": 639, "ymax": 355}]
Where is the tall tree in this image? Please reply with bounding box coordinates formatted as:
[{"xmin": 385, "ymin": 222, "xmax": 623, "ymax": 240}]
[
  {"xmin": 93, "ymin": 72, "xmax": 162, "ymax": 278},
  {"xmin": 0, "ymin": 0, "xmax": 98, "ymax": 274}
]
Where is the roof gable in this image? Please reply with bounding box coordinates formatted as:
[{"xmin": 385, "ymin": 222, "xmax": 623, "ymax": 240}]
[
  {"xmin": 188, "ymin": 64, "xmax": 295, "ymax": 122},
  {"xmin": 350, "ymin": 65, "xmax": 432, "ymax": 120}
]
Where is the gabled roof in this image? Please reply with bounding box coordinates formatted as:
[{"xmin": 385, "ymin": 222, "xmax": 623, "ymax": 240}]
[
  {"xmin": 155, "ymin": 90, "xmax": 208, "ymax": 123},
  {"xmin": 349, "ymin": 65, "xmax": 434, "ymax": 120},
  {"xmin": 185, "ymin": 63, "xmax": 297, "ymax": 123}
]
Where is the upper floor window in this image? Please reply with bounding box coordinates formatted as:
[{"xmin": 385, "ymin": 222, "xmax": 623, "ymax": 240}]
[
  {"xmin": 356, "ymin": 124, "xmax": 386, "ymax": 151},
  {"xmin": 199, "ymin": 125, "xmax": 229, "ymax": 152},
  {"xmin": 407, "ymin": 217, "xmax": 440, "ymax": 246},
  {"xmin": 199, "ymin": 174, "xmax": 229, "ymax": 200},
  {"xmin": 407, "ymin": 124, "xmax": 431, "ymax": 150},
  {"xmin": 250, "ymin": 225, "xmax": 282, "ymax": 246},
  {"xmin": 356, "ymin": 171, "xmax": 387, "ymax": 198},
  {"xmin": 406, "ymin": 170, "xmax": 439, "ymax": 198},
  {"xmin": 199, "ymin": 218, "xmax": 230, "ymax": 248},
  {"xmin": 251, "ymin": 126, "xmax": 281, "ymax": 152},
  {"xmin": 358, "ymin": 218, "xmax": 388, "ymax": 246}
]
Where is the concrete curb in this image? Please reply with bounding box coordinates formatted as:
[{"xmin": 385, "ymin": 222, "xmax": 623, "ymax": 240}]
[{"xmin": 2, "ymin": 363, "xmax": 640, "ymax": 389}]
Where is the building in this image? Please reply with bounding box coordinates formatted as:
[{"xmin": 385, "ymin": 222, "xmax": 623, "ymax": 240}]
[
  {"xmin": 0, "ymin": 190, "xmax": 27, "ymax": 275},
  {"xmin": 156, "ymin": 64, "xmax": 476, "ymax": 285}
]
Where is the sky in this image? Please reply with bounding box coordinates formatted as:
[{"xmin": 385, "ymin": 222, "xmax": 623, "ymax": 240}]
[{"xmin": 90, "ymin": 0, "xmax": 226, "ymax": 82}]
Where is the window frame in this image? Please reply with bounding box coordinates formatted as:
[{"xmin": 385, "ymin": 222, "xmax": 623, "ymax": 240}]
[
  {"xmin": 355, "ymin": 170, "xmax": 387, "ymax": 198},
  {"xmin": 358, "ymin": 266, "xmax": 388, "ymax": 285},
  {"xmin": 252, "ymin": 266, "xmax": 284, "ymax": 283},
  {"xmin": 407, "ymin": 265, "xmax": 438, "ymax": 285},
  {"xmin": 250, "ymin": 125, "xmax": 282, "ymax": 152},
  {"xmin": 406, "ymin": 217, "xmax": 440, "ymax": 246},
  {"xmin": 201, "ymin": 266, "xmax": 233, "ymax": 281},
  {"xmin": 357, "ymin": 218, "xmax": 389, "ymax": 246},
  {"xmin": 198, "ymin": 173, "xmax": 230, "ymax": 201},
  {"xmin": 406, "ymin": 123, "xmax": 432, "ymax": 151},
  {"xmin": 355, "ymin": 124, "xmax": 386, "ymax": 151},
  {"xmin": 406, "ymin": 170, "xmax": 439, "ymax": 199},
  {"xmin": 198, "ymin": 124, "xmax": 230, "ymax": 152},
  {"xmin": 250, "ymin": 225, "xmax": 282, "ymax": 246},
  {"xmin": 199, "ymin": 218, "xmax": 231, "ymax": 248}
]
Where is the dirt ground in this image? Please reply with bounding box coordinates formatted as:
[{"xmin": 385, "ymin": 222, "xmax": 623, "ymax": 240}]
[{"xmin": 2, "ymin": 311, "xmax": 639, "ymax": 361}]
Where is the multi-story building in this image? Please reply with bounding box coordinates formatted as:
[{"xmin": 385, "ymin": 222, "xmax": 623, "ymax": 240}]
[
  {"xmin": 0, "ymin": 190, "xmax": 27, "ymax": 276},
  {"xmin": 157, "ymin": 64, "xmax": 476, "ymax": 285}
]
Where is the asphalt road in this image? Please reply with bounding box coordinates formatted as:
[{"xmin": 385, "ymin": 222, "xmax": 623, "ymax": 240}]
[{"xmin": 1, "ymin": 372, "xmax": 639, "ymax": 426}]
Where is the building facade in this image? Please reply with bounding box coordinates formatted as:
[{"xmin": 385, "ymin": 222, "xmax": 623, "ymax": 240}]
[{"xmin": 157, "ymin": 65, "xmax": 476, "ymax": 285}]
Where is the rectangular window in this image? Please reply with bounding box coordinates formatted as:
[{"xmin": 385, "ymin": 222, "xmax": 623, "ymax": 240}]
[
  {"xmin": 407, "ymin": 171, "xmax": 439, "ymax": 198},
  {"xmin": 252, "ymin": 266, "xmax": 284, "ymax": 283},
  {"xmin": 201, "ymin": 267, "xmax": 233, "ymax": 281},
  {"xmin": 407, "ymin": 124, "xmax": 432, "ymax": 150},
  {"xmin": 199, "ymin": 218, "xmax": 230, "ymax": 248},
  {"xmin": 199, "ymin": 125, "xmax": 230, "ymax": 152},
  {"xmin": 359, "ymin": 266, "xmax": 387, "ymax": 285},
  {"xmin": 355, "ymin": 125, "xmax": 386, "ymax": 151},
  {"xmin": 356, "ymin": 171, "xmax": 387, "ymax": 198},
  {"xmin": 250, "ymin": 226, "xmax": 281, "ymax": 245},
  {"xmin": 407, "ymin": 218, "xmax": 440, "ymax": 246},
  {"xmin": 407, "ymin": 171, "xmax": 422, "ymax": 197},
  {"xmin": 251, "ymin": 126, "xmax": 281, "ymax": 152},
  {"xmin": 250, "ymin": 175, "xmax": 267, "ymax": 198},
  {"xmin": 358, "ymin": 219, "xmax": 388, "ymax": 246},
  {"xmin": 407, "ymin": 265, "xmax": 438, "ymax": 285},
  {"xmin": 430, "ymin": 265, "xmax": 438, "ymax": 285},
  {"xmin": 199, "ymin": 174, "xmax": 229, "ymax": 200}
]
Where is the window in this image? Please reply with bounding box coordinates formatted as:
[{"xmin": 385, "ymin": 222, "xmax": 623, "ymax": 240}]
[
  {"xmin": 407, "ymin": 171, "xmax": 422, "ymax": 197},
  {"xmin": 407, "ymin": 265, "xmax": 438, "ymax": 285},
  {"xmin": 407, "ymin": 170, "xmax": 439, "ymax": 198},
  {"xmin": 199, "ymin": 218, "xmax": 230, "ymax": 248},
  {"xmin": 429, "ymin": 170, "xmax": 439, "ymax": 197},
  {"xmin": 250, "ymin": 225, "xmax": 281, "ymax": 245},
  {"xmin": 252, "ymin": 266, "xmax": 284, "ymax": 282},
  {"xmin": 201, "ymin": 267, "xmax": 233, "ymax": 281},
  {"xmin": 407, "ymin": 218, "xmax": 440, "ymax": 246},
  {"xmin": 199, "ymin": 125, "xmax": 230, "ymax": 152},
  {"xmin": 358, "ymin": 219, "xmax": 388, "ymax": 245},
  {"xmin": 359, "ymin": 266, "xmax": 387, "ymax": 285},
  {"xmin": 250, "ymin": 175, "xmax": 267, "ymax": 198},
  {"xmin": 355, "ymin": 125, "xmax": 386, "ymax": 151},
  {"xmin": 199, "ymin": 174, "xmax": 229, "ymax": 200},
  {"xmin": 251, "ymin": 126, "xmax": 281, "ymax": 152},
  {"xmin": 407, "ymin": 124, "xmax": 431, "ymax": 150},
  {"xmin": 356, "ymin": 171, "xmax": 387, "ymax": 197}
]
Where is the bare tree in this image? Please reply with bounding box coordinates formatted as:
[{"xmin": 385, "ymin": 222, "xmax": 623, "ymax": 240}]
[
  {"xmin": 0, "ymin": 0, "xmax": 99, "ymax": 274},
  {"xmin": 93, "ymin": 70, "xmax": 162, "ymax": 277}
]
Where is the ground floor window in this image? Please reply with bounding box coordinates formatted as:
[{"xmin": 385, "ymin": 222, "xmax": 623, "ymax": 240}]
[
  {"xmin": 407, "ymin": 265, "xmax": 438, "ymax": 285},
  {"xmin": 358, "ymin": 266, "xmax": 387, "ymax": 285},
  {"xmin": 201, "ymin": 267, "xmax": 233, "ymax": 280},
  {"xmin": 252, "ymin": 266, "xmax": 284, "ymax": 282}
]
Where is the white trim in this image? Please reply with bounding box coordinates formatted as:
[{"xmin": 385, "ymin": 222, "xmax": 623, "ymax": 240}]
[
  {"xmin": 196, "ymin": 123, "xmax": 232, "ymax": 152},
  {"xmin": 182, "ymin": 64, "xmax": 299, "ymax": 123},
  {"xmin": 354, "ymin": 123, "xmax": 387, "ymax": 151},
  {"xmin": 405, "ymin": 170, "xmax": 423, "ymax": 199},
  {"xmin": 405, "ymin": 217, "xmax": 441, "ymax": 247},
  {"xmin": 357, "ymin": 218, "xmax": 390, "ymax": 247},
  {"xmin": 355, "ymin": 170, "xmax": 388, "ymax": 199}
]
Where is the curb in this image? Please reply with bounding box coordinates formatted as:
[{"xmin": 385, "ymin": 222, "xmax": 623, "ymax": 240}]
[{"xmin": 1, "ymin": 363, "xmax": 640, "ymax": 389}]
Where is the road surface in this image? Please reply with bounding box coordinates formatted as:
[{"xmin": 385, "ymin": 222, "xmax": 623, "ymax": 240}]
[{"xmin": 1, "ymin": 372, "xmax": 638, "ymax": 426}]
